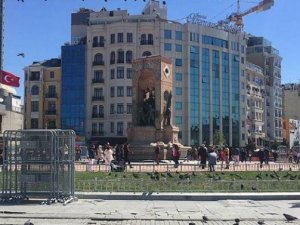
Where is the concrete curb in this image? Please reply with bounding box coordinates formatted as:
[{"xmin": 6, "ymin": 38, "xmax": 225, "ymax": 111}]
[{"xmin": 76, "ymin": 192, "xmax": 300, "ymax": 201}]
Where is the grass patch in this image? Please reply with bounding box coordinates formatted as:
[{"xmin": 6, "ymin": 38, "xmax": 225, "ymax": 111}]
[{"xmin": 75, "ymin": 171, "xmax": 300, "ymax": 192}]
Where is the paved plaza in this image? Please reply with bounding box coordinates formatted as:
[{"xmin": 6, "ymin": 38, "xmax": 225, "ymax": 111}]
[{"xmin": 0, "ymin": 199, "xmax": 300, "ymax": 224}]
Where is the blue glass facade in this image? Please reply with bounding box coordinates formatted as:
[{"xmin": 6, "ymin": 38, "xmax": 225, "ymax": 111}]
[
  {"xmin": 231, "ymin": 54, "xmax": 240, "ymax": 146},
  {"xmin": 190, "ymin": 46, "xmax": 200, "ymax": 145},
  {"xmin": 61, "ymin": 45, "xmax": 86, "ymax": 136},
  {"xmin": 201, "ymin": 48, "xmax": 210, "ymax": 145},
  {"xmin": 222, "ymin": 52, "xmax": 230, "ymax": 143},
  {"xmin": 212, "ymin": 50, "xmax": 220, "ymax": 134}
]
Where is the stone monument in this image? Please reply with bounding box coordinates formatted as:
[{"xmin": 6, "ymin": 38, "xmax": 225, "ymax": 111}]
[{"xmin": 127, "ymin": 55, "xmax": 180, "ymax": 160}]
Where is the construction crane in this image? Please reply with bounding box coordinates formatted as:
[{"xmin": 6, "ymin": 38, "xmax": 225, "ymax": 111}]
[{"xmin": 218, "ymin": 0, "xmax": 274, "ymax": 28}]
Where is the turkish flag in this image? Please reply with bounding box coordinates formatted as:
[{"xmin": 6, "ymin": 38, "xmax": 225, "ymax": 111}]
[{"xmin": 0, "ymin": 70, "xmax": 20, "ymax": 87}]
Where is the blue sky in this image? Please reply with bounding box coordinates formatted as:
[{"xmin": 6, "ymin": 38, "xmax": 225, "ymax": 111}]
[{"xmin": 3, "ymin": 0, "xmax": 300, "ymax": 99}]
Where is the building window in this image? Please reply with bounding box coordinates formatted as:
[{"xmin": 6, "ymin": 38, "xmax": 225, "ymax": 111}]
[
  {"xmin": 126, "ymin": 86, "xmax": 132, "ymax": 96},
  {"xmin": 175, "ymin": 72, "xmax": 182, "ymax": 81},
  {"xmin": 142, "ymin": 51, "xmax": 152, "ymax": 57},
  {"xmin": 98, "ymin": 123, "xmax": 104, "ymax": 133},
  {"xmin": 117, "ymin": 33, "xmax": 123, "ymax": 43},
  {"xmin": 175, "ymin": 102, "xmax": 182, "ymax": 110},
  {"xmin": 175, "ymin": 87, "xmax": 182, "ymax": 95},
  {"xmin": 31, "ymin": 118, "xmax": 38, "ymax": 128},
  {"xmin": 117, "ymin": 122, "xmax": 123, "ymax": 135},
  {"xmin": 99, "ymin": 36, "xmax": 105, "ymax": 47},
  {"xmin": 92, "ymin": 123, "xmax": 97, "ymax": 133},
  {"xmin": 31, "ymin": 85, "xmax": 39, "ymax": 95},
  {"xmin": 110, "ymin": 87, "xmax": 115, "ymax": 97},
  {"xmin": 148, "ymin": 34, "xmax": 153, "ymax": 44},
  {"xmin": 126, "ymin": 68, "xmax": 132, "ymax": 79},
  {"xmin": 164, "ymin": 29, "xmax": 172, "ymax": 39},
  {"xmin": 164, "ymin": 43, "xmax": 172, "ymax": 51},
  {"xmin": 48, "ymin": 85, "xmax": 56, "ymax": 96},
  {"xmin": 92, "ymin": 105, "xmax": 97, "ymax": 115},
  {"xmin": 175, "ymin": 31, "xmax": 182, "ymax": 40},
  {"xmin": 127, "ymin": 103, "xmax": 132, "ymax": 114},
  {"xmin": 50, "ymin": 71, "xmax": 54, "ymax": 78},
  {"xmin": 94, "ymin": 70, "xmax": 103, "ymax": 81},
  {"xmin": 48, "ymin": 101, "xmax": 56, "ymax": 111},
  {"xmin": 202, "ymin": 35, "xmax": 228, "ymax": 48},
  {"xmin": 93, "ymin": 53, "xmax": 104, "ymax": 65},
  {"xmin": 175, "ymin": 116, "xmax": 182, "ymax": 125},
  {"xmin": 110, "ymin": 52, "xmax": 115, "ymax": 64},
  {"xmin": 110, "ymin": 33, "xmax": 115, "ymax": 44},
  {"xmin": 126, "ymin": 51, "xmax": 133, "ymax": 63},
  {"xmin": 175, "ymin": 44, "xmax": 182, "ymax": 52},
  {"xmin": 117, "ymin": 86, "xmax": 124, "ymax": 97},
  {"xmin": 94, "ymin": 88, "xmax": 103, "ymax": 97},
  {"xmin": 117, "ymin": 103, "xmax": 124, "ymax": 114},
  {"xmin": 117, "ymin": 67, "xmax": 124, "ymax": 79},
  {"xmin": 31, "ymin": 101, "xmax": 39, "ymax": 112},
  {"xmin": 175, "ymin": 58, "xmax": 183, "ymax": 67},
  {"xmin": 110, "ymin": 69, "xmax": 115, "ymax": 79},
  {"xmin": 140, "ymin": 34, "xmax": 146, "ymax": 44},
  {"xmin": 110, "ymin": 122, "xmax": 114, "ymax": 133},
  {"xmin": 127, "ymin": 32, "xmax": 133, "ymax": 43},
  {"xmin": 110, "ymin": 104, "xmax": 115, "ymax": 114},
  {"xmin": 117, "ymin": 50, "xmax": 124, "ymax": 63},
  {"xmin": 99, "ymin": 105, "xmax": 104, "ymax": 115}
]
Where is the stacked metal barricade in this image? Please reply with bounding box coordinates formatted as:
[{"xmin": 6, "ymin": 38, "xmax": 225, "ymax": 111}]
[{"xmin": 1, "ymin": 129, "xmax": 75, "ymax": 203}]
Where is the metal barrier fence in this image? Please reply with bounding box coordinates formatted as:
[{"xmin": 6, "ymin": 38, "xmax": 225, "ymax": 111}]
[
  {"xmin": 1, "ymin": 129, "xmax": 75, "ymax": 202},
  {"xmin": 75, "ymin": 178, "xmax": 300, "ymax": 193},
  {"xmin": 74, "ymin": 162, "xmax": 300, "ymax": 173}
]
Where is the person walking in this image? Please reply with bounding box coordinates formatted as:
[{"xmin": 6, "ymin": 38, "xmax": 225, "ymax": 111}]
[
  {"xmin": 172, "ymin": 144, "xmax": 180, "ymax": 168},
  {"xmin": 208, "ymin": 148, "xmax": 218, "ymax": 172},
  {"xmin": 219, "ymin": 147, "xmax": 226, "ymax": 169},
  {"xmin": 104, "ymin": 144, "xmax": 114, "ymax": 172},
  {"xmin": 224, "ymin": 145, "xmax": 230, "ymax": 169},
  {"xmin": 154, "ymin": 143, "xmax": 160, "ymax": 165},
  {"xmin": 123, "ymin": 143, "xmax": 133, "ymax": 168},
  {"xmin": 96, "ymin": 145, "xmax": 104, "ymax": 164},
  {"xmin": 198, "ymin": 144, "xmax": 207, "ymax": 169}
]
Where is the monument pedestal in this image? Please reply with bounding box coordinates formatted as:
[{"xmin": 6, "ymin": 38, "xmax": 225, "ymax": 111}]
[{"xmin": 127, "ymin": 126, "xmax": 180, "ymax": 160}]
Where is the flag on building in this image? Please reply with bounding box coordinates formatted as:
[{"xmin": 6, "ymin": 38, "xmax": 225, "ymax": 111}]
[{"xmin": 0, "ymin": 70, "xmax": 20, "ymax": 87}]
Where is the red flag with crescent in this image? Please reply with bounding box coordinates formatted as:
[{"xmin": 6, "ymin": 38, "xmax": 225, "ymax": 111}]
[{"xmin": 0, "ymin": 70, "xmax": 20, "ymax": 87}]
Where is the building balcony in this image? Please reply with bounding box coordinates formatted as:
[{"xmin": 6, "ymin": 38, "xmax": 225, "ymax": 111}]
[
  {"xmin": 92, "ymin": 96, "xmax": 104, "ymax": 101},
  {"xmin": 92, "ymin": 78, "xmax": 104, "ymax": 84},
  {"xmin": 140, "ymin": 40, "xmax": 153, "ymax": 45},
  {"xmin": 91, "ymin": 131, "xmax": 105, "ymax": 136},
  {"xmin": 45, "ymin": 93, "xmax": 57, "ymax": 98},
  {"xmin": 45, "ymin": 110, "xmax": 56, "ymax": 115},
  {"xmin": 93, "ymin": 61, "xmax": 105, "ymax": 66},
  {"xmin": 92, "ymin": 113, "xmax": 104, "ymax": 118},
  {"xmin": 92, "ymin": 42, "xmax": 105, "ymax": 47}
]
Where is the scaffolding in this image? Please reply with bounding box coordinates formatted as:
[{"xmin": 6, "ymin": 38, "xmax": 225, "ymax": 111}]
[{"xmin": 1, "ymin": 129, "xmax": 76, "ymax": 203}]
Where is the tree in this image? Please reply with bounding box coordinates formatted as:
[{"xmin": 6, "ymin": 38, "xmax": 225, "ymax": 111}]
[{"xmin": 213, "ymin": 130, "xmax": 226, "ymax": 146}]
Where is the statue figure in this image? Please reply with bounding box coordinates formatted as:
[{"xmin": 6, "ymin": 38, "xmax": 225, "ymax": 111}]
[
  {"xmin": 163, "ymin": 90, "xmax": 172, "ymax": 126},
  {"xmin": 139, "ymin": 88, "xmax": 156, "ymax": 126}
]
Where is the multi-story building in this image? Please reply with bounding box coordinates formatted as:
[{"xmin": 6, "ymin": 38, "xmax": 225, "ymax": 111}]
[
  {"xmin": 282, "ymin": 83, "xmax": 300, "ymax": 148},
  {"xmin": 282, "ymin": 83, "xmax": 300, "ymax": 120},
  {"xmin": 24, "ymin": 58, "xmax": 61, "ymax": 129},
  {"xmin": 246, "ymin": 36, "xmax": 283, "ymax": 144},
  {"xmin": 68, "ymin": 0, "xmax": 248, "ymax": 146},
  {"xmin": 0, "ymin": 84, "xmax": 23, "ymax": 133},
  {"xmin": 61, "ymin": 44, "xmax": 86, "ymax": 140},
  {"xmin": 245, "ymin": 63, "xmax": 265, "ymax": 147}
]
